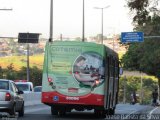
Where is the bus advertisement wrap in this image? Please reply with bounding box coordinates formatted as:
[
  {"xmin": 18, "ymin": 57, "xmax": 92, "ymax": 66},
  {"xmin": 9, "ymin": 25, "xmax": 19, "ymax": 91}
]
[
  {"xmin": 41, "ymin": 41, "xmax": 119, "ymax": 117},
  {"xmin": 42, "ymin": 42, "xmax": 105, "ymax": 97}
]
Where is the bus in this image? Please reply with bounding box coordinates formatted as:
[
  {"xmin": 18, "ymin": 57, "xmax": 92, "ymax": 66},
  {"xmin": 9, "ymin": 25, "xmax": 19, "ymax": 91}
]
[{"xmin": 41, "ymin": 41, "xmax": 120, "ymax": 118}]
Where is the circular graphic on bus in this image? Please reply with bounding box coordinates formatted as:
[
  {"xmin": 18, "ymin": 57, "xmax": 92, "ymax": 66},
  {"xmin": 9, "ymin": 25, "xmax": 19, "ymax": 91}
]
[{"xmin": 73, "ymin": 52, "xmax": 104, "ymax": 90}]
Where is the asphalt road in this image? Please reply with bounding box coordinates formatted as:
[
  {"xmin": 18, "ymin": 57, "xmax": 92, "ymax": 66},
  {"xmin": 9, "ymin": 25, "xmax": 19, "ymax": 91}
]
[{"xmin": 0, "ymin": 104, "xmax": 158, "ymax": 120}]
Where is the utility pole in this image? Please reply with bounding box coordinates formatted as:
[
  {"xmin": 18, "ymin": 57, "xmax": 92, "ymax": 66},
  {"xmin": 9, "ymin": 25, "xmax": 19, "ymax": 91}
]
[
  {"xmin": 123, "ymin": 75, "xmax": 127, "ymax": 104},
  {"xmin": 82, "ymin": 0, "xmax": 85, "ymax": 42},
  {"xmin": 60, "ymin": 34, "xmax": 62, "ymax": 41},
  {"xmin": 27, "ymin": 43, "xmax": 30, "ymax": 82},
  {"xmin": 49, "ymin": 0, "xmax": 53, "ymax": 42},
  {"xmin": 140, "ymin": 71, "xmax": 143, "ymax": 104},
  {"xmin": 18, "ymin": 33, "xmax": 40, "ymax": 82}
]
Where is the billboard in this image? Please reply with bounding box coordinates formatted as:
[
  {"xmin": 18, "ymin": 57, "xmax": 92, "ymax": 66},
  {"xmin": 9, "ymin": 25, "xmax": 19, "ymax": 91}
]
[{"xmin": 18, "ymin": 33, "xmax": 40, "ymax": 43}]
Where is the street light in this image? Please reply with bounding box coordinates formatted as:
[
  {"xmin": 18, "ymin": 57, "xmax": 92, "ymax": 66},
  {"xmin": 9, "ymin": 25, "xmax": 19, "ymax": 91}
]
[{"xmin": 94, "ymin": 5, "xmax": 110, "ymax": 44}]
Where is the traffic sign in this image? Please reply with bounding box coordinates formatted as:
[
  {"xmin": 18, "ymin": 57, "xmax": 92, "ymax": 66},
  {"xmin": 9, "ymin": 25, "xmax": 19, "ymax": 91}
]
[
  {"xmin": 53, "ymin": 96, "xmax": 59, "ymax": 101},
  {"xmin": 18, "ymin": 33, "xmax": 40, "ymax": 43},
  {"xmin": 121, "ymin": 32, "xmax": 144, "ymax": 43}
]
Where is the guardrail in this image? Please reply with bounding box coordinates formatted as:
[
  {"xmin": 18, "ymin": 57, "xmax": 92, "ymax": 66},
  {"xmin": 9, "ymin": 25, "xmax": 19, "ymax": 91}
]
[{"xmin": 22, "ymin": 92, "xmax": 42, "ymax": 106}]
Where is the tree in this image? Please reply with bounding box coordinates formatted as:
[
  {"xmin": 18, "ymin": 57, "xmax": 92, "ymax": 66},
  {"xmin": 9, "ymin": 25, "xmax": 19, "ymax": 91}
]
[
  {"xmin": 16, "ymin": 66, "xmax": 42, "ymax": 86},
  {"xmin": 6, "ymin": 63, "xmax": 17, "ymax": 80},
  {"xmin": 29, "ymin": 66, "xmax": 42, "ymax": 86},
  {"xmin": 75, "ymin": 37, "xmax": 82, "ymax": 41},
  {"xmin": 0, "ymin": 66, "xmax": 3, "ymax": 78},
  {"xmin": 122, "ymin": 38, "xmax": 160, "ymax": 88},
  {"xmin": 127, "ymin": 0, "xmax": 159, "ymax": 26},
  {"xmin": 124, "ymin": 0, "xmax": 160, "ymax": 99},
  {"xmin": 119, "ymin": 76, "xmax": 157, "ymax": 104}
]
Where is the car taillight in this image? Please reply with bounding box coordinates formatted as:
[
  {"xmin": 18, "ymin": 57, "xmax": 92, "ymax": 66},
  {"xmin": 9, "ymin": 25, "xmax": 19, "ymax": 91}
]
[{"xmin": 5, "ymin": 92, "xmax": 11, "ymax": 101}]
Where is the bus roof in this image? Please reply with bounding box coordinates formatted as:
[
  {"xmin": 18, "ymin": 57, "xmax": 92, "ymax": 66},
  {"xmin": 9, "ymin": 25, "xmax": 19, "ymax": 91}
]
[
  {"xmin": 47, "ymin": 40, "xmax": 102, "ymax": 47},
  {"xmin": 47, "ymin": 41, "xmax": 118, "ymax": 59}
]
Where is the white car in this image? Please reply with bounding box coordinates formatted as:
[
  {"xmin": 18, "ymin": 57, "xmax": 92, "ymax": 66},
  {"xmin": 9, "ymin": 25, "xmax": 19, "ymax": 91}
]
[
  {"xmin": 15, "ymin": 81, "xmax": 33, "ymax": 93},
  {"xmin": 0, "ymin": 79, "xmax": 24, "ymax": 116}
]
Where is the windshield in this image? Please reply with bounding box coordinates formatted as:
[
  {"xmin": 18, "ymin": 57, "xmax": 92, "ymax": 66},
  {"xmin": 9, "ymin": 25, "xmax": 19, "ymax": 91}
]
[
  {"xmin": 0, "ymin": 81, "xmax": 9, "ymax": 90},
  {"xmin": 16, "ymin": 84, "xmax": 29, "ymax": 91},
  {"xmin": 34, "ymin": 87, "xmax": 42, "ymax": 92}
]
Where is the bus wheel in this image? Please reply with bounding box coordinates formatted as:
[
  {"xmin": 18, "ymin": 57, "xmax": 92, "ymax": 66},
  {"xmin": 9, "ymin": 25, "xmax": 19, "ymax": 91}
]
[
  {"xmin": 51, "ymin": 106, "xmax": 58, "ymax": 115},
  {"xmin": 58, "ymin": 109, "xmax": 66, "ymax": 116},
  {"xmin": 112, "ymin": 108, "xmax": 115, "ymax": 115},
  {"xmin": 94, "ymin": 109, "xmax": 106, "ymax": 118},
  {"xmin": 108, "ymin": 108, "xmax": 115, "ymax": 115}
]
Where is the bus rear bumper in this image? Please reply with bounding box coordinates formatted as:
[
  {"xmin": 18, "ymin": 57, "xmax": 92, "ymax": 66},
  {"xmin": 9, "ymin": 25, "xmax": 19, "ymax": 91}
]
[{"xmin": 41, "ymin": 91, "xmax": 104, "ymax": 106}]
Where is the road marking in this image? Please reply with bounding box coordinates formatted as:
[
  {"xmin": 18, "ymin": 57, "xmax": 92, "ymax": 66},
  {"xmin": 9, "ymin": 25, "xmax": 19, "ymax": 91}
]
[
  {"xmin": 149, "ymin": 107, "xmax": 159, "ymax": 115},
  {"xmin": 123, "ymin": 110, "xmax": 138, "ymax": 119},
  {"xmin": 148, "ymin": 107, "xmax": 159, "ymax": 120}
]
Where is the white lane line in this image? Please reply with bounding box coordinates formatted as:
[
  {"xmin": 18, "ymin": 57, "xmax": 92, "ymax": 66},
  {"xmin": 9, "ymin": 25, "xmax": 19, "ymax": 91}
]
[
  {"xmin": 123, "ymin": 110, "xmax": 138, "ymax": 119},
  {"xmin": 148, "ymin": 107, "xmax": 159, "ymax": 120}
]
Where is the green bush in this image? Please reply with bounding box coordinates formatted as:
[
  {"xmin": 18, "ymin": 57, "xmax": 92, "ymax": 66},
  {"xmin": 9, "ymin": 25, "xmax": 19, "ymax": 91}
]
[{"xmin": 119, "ymin": 76, "xmax": 157, "ymax": 104}]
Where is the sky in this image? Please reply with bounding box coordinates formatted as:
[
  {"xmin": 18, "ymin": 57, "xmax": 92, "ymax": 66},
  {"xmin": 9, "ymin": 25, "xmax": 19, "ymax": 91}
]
[{"xmin": 0, "ymin": 0, "xmax": 133, "ymax": 39}]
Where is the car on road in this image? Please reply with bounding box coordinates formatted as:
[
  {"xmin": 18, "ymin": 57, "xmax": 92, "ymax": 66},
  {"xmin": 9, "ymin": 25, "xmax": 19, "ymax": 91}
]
[
  {"xmin": 34, "ymin": 86, "xmax": 42, "ymax": 93},
  {"xmin": 0, "ymin": 79, "xmax": 24, "ymax": 117},
  {"xmin": 15, "ymin": 80, "xmax": 34, "ymax": 93}
]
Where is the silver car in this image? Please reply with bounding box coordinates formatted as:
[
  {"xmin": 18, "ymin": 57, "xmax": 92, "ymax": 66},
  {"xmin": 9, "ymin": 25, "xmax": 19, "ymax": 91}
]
[
  {"xmin": 0, "ymin": 79, "xmax": 24, "ymax": 117},
  {"xmin": 34, "ymin": 86, "xmax": 42, "ymax": 93}
]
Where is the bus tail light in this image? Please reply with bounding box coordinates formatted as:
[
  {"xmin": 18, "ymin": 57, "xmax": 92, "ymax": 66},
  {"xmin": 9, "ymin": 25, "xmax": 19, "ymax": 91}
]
[
  {"xmin": 48, "ymin": 78, "xmax": 53, "ymax": 83},
  {"xmin": 95, "ymin": 80, "xmax": 100, "ymax": 85}
]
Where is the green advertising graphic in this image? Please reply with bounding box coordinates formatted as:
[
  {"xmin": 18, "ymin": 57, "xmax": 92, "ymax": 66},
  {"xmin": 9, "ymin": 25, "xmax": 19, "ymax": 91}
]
[
  {"xmin": 42, "ymin": 41, "xmax": 105, "ymax": 96},
  {"xmin": 73, "ymin": 52, "xmax": 104, "ymax": 89}
]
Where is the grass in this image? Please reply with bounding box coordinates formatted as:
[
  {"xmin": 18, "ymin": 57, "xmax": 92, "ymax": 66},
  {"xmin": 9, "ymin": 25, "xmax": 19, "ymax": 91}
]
[
  {"xmin": 0, "ymin": 54, "xmax": 44, "ymax": 70},
  {"xmin": 0, "ymin": 51, "xmax": 125, "ymax": 71},
  {"xmin": 0, "ymin": 53, "xmax": 158, "ymax": 81},
  {"xmin": 143, "ymin": 75, "xmax": 158, "ymax": 81}
]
